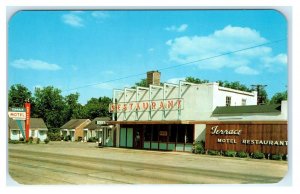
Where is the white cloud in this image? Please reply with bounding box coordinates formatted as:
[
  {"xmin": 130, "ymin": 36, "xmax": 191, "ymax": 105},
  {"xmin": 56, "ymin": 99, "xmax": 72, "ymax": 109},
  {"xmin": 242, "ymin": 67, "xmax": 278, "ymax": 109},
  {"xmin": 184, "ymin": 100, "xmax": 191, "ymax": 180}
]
[
  {"xmin": 166, "ymin": 77, "xmax": 185, "ymax": 84},
  {"xmin": 262, "ymin": 53, "xmax": 287, "ymax": 68},
  {"xmin": 234, "ymin": 66, "xmax": 259, "ymax": 75},
  {"xmin": 91, "ymin": 11, "xmax": 109, "ymax": 19},
  {"xmin": 165, "ymin": 24, "xmax": 188, "ymax": 32},
  {"xmin": 11, "ymin": 59, "xmax": 61, "ymax": 71},
  {"xmin": 166, "ymin": 25, "xmax": 286, "ymax": 75},
  {"xmin": 62, "ymin": 13, "xmax": 84, "ymax": 27},
  {"xmin": 93, "ymin": 83, "xmax": 115, "ymax": 90}
]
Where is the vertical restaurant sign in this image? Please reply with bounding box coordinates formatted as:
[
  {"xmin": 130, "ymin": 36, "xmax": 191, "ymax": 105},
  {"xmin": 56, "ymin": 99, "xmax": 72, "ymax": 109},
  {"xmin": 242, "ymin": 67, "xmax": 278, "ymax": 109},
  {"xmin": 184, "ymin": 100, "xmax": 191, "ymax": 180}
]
[{"xmin": 24, "ymin": 102, "xmax": 31, "ymax": 141}]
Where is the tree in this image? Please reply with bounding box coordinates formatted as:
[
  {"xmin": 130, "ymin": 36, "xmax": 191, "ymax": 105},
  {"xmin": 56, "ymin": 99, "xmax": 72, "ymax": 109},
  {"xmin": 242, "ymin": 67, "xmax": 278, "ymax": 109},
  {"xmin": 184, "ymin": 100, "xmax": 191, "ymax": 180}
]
[
  {"xmin": 8, "ymin": 84, "xmax": 33, "ymax": 108},
  {"xmin": 270, "ymin": 90, "xmax": 287, "ymax": 104},
  {"xmin": 218, "ymin": 81, "xmax": 252, "ymax": 92},
  {"xmin": 64, "ymin": 92, "xmax": 83, "ymax": 119},
  {"xmin": 185, "ymin": 77, "xmax": 209, "ymax": 84},
  {"xmin": 82, "ymin": 97, "xmax": 112, "ymax": 120},
  {"xmin": 132, "ymin": 78, "xmax": 148, "ymax": 88},
  {"xmin": 34, "ymin": 86, "xmax": 66, "ymax": 128}
]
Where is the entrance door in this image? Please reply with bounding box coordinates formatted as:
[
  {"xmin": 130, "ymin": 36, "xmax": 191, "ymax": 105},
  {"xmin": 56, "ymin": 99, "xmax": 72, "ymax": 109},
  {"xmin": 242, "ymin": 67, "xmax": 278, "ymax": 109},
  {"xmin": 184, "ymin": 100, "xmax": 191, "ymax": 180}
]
[
  {"xmin": 134, "ymin": 128, "xmax": 143, "ymax": 149},
  {"xmin": 159, "ymin": 125, "xmax": 168, "ymax": 150}
]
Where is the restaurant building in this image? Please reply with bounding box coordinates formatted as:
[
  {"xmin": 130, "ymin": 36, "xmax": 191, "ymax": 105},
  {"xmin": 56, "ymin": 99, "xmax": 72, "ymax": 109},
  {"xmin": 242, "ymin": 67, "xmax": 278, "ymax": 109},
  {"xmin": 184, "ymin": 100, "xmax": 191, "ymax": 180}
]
[{"xmin": 108, "ymin": 71, "xmax": 288, "ymax": 154}]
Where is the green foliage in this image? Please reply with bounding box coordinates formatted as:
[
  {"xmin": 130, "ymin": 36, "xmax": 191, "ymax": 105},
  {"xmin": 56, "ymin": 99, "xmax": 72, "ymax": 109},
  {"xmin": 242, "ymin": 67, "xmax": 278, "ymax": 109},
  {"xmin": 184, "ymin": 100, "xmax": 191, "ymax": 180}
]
[
  {"xmin": 185, "ymin": 77, "xmax": 209, "ymax": 84},
  {"xmin": 8, "ymin": 140, "xmax": 24, "ymax": 144},
  {"xmin": 271, "ymin": 154, "xmax": 283, "ymax": 160},
  {"xmin": 44, "ymin": 138, "xmax": 50, "ymax": 144},
  {"xmin": 208, "ymin": 150, "xmax": 220, "ymax": 156},
  {"xmin": 224, "ymin": 150, "xmax": 237, "ymax": 157},
  {"xmin": 36, "ymin": 138, "xmax": 40, "ymax": 144},
  {"xmin": 82, "ymin": 97, "xmax": 112, "ymax": 120},
  {"xmin": 270, "ymin": 91, "xmax": 287, "ymax": 104},
  {"xmin": 47, "ymin": 128, "xmax": 62, "ymax": 141},
  {"xmin": 252, "ymin": 151, "xmax": 265, "ymax": 159},
  {"xmin": 192, "ymin": 141, "xmax": 205, "ymax": 154},
  {"xmin": 64, "ymin": 93, "xmax": 83, "ymax": 119},
  {"xmin": 8, "ymin": 84, "xmax": 33, "ymax": 108},
  {"xmin": 133, "ymin": 78, "xmax": 148, "ymax": 88},
  {"xmin": 217, "ymin": 80, "xmax": 252, "ymax": 92},
  {"xmin": 237, "ymin": 151, "xmax": 248, "ymax": 158},
  {"xmin": 28, "ymin": 137, "xmax": 33, "ymax": 144},
  {"xmin": 33, "ymin": 86, "xmax": 66, "ymax": 128}
]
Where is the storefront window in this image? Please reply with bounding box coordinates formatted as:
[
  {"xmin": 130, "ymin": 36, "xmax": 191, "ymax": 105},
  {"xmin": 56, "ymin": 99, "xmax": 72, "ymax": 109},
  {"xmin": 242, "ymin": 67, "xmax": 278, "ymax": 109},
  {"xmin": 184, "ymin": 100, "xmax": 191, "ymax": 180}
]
[
  {"xmin": 144, "ymin": 126, "xmax": 152, "ymax": 141},
  {"xmin": 152, "ymin": 126, "xmax": 158, "ymax": 141},
  {"xmin": 169, "ymin": 125, "xmax": 177, "ymax": 143},
  {"xmin": 186, "ymin": 125, "xmax": 193, "ymax": 143},
  {"xmin": 177, "ymin": 125, "xmax": 185, "ymax": 143}
]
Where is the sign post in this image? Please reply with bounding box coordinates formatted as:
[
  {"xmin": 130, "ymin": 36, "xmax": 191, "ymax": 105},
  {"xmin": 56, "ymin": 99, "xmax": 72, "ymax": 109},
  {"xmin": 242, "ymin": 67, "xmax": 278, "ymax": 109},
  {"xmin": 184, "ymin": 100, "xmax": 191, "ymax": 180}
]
[{"xmin": 24, "ymin": 102, "xmax": 31, "ymax": 141}]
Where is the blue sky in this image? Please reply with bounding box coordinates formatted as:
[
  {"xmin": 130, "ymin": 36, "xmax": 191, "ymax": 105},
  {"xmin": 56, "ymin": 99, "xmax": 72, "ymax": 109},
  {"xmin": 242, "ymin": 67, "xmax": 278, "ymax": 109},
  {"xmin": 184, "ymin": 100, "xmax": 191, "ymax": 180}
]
[{"xmin": 8, "ymin": 9, "xmax": 288, "ymax": 104}]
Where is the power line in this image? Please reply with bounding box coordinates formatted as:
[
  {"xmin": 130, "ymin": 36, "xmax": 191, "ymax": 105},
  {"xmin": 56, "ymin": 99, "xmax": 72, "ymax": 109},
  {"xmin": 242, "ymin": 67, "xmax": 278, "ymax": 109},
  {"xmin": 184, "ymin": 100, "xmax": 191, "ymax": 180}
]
[{"xmin": 62, "ymin": 38, "xmax": 286, "ymax": 93}]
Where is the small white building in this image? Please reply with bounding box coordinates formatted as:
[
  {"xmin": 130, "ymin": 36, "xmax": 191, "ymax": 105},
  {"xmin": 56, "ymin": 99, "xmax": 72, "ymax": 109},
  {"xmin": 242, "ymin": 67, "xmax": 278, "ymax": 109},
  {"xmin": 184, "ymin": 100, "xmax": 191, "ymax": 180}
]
[{"xmin": 8, "ymin": 118, "xmax": 48, "ymax": 141}]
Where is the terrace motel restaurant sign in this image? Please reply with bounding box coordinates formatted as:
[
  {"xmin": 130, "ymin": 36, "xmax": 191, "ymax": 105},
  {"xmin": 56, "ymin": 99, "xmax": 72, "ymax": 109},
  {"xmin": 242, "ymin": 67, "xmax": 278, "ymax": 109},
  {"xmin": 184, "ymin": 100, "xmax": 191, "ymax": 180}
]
[{"xmin": 205, "ymin": 124, "xmax": 288, "ymax": 155}]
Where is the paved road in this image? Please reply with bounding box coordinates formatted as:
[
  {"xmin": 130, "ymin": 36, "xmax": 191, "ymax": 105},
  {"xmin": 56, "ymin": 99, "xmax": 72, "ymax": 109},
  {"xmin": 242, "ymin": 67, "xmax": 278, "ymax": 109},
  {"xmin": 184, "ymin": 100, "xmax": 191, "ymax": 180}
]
[{"xmin": 8, "ymin": 142, "xmax": 288, "ymax": 184}]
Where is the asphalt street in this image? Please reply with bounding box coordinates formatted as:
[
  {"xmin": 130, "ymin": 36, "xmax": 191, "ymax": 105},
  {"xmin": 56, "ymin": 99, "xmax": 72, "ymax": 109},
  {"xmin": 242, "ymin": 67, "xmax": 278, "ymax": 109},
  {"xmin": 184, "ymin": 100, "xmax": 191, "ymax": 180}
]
[{"xmin": 8, "ymin": 142, "xmax": 288, "ymax": 184}]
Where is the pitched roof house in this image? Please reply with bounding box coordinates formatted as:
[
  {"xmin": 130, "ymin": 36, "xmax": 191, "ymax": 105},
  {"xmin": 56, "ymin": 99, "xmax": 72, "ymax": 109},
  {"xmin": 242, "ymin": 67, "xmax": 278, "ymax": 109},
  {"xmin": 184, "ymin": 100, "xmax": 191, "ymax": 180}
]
[
  {"xmin": 8, "ymin": 118, "xmax": 48, "ymax": 141},
  {"xmin": 60, "ymin": 119, "xmax": 91, "ymax": 141}
]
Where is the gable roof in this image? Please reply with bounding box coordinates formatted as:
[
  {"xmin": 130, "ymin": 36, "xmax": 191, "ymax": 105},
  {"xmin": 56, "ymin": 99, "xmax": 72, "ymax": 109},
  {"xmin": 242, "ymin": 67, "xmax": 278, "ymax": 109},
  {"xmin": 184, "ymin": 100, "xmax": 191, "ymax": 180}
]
[
  {"xmin": 86, "ymin": 117, "xmax": 111, "ymax": 130},
  {"xmin": 212, "ymin": 104, "xmax": 281, "ymax": 116},
  {"xmin": 8, "ymin": 118, "xmax": 47, "ymax": 129},
  {"xmin": 60, "ymin": 119, "xmax": 90, "ymax": 129}
]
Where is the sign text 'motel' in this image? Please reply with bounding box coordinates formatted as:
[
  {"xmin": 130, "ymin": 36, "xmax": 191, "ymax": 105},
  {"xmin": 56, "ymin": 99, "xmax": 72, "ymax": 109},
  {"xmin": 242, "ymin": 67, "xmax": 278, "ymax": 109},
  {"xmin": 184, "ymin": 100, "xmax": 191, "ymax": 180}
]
[{"xmin": 109, "ymin": 98, "xmax": 183, "ymax": 113}]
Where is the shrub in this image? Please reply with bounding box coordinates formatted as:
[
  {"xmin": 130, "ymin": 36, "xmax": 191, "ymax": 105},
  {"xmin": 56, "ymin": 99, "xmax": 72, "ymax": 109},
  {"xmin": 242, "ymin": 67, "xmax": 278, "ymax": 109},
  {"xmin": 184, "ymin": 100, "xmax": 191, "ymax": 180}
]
[
  {"xmin": 271, "ymin": 154, "xmax": 283, "ymax": 160},
  {"xmin": 77, "ymin": 136, "xmax": 83, "ymax": 142},
  {"xmin": 208, "ymin": 150, "xmax": 220, "ymax": 156},
  {"xmin": 28, "ymin": 137, "xmax": 33, "ymax": 144},
  {"xmin": 283, "ymin": 155, "xmax": 288, "ymax": 161},
  {"xmin": 44, "ymin": 138, "xmax": 50, "ymax": 144},
  {"xmin": 192, "ymin": 141, "xmax": 205, "ymax": 154},
  {"xmin": 19, "ymin": 137, "xmax": 25, "ymax": 142},
  {"xmin": 224, "ymin": 150, "xmax": 237, "ymax": 157},
  {"xmin": 37, "ymin": 138, "xmax": 40, "ymax": 144},
  {"xmin": 253, "ymin": 151, "xmax": 265, "ymax": 159},
  {"xmin": 237, "ymin": 151, "xmax": 248, "ymax": 158},
  {"xmin": 9, "ymin": 140, "xmax": 20, "ymax": 144},
  {"xmin": 47, "ymin": 132, "xmax": 62, "ymax": 141}
]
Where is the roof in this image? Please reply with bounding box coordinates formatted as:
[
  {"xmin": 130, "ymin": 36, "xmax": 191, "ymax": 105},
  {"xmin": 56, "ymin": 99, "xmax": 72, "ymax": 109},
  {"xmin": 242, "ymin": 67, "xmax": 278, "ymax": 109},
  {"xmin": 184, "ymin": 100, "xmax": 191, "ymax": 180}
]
[
  {"xmin": 60, "ymin": 119, "xmax": 90, "ymax": 129},
  {"xmin": 8, "ymin": 118, "xmax": 47, "ymax": 129},
  {"xmin": 212, "ymin": 104, "xmax": 282, "ymax": 116},
  {"xmin": 86, "ymin": 117, "xmax": 111, "ymax": 130}
]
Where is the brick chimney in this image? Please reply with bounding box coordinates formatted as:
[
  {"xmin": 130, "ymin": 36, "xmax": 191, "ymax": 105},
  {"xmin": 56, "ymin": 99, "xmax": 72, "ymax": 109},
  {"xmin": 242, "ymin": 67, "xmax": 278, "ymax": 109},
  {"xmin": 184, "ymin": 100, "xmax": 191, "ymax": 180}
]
[{"xmin": 147, "ymin": 71, "xmax": 161, "ymax": 86}]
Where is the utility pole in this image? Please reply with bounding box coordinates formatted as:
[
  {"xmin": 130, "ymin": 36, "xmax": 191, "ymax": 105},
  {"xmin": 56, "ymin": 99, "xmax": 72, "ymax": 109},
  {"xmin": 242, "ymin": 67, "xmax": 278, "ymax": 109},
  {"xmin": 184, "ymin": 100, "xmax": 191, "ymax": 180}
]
[{"xmin": 251, "ymin": 84, "xmax": 267, "ymax": 105}]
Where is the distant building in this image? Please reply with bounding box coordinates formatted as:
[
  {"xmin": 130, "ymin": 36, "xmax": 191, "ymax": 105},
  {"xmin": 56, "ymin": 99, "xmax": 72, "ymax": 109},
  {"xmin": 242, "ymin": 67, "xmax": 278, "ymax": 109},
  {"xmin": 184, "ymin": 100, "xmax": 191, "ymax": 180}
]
[
  {"xmin": 86, "ymin": 117, "xmax": 114, "ymax": 146},
  {"xmin": 8, "ymin": 118, "xmax": 48, "ymax": 141},
  {"xmin": 60, "ymin": 119, "xmax": 91, "ymax": 141}
]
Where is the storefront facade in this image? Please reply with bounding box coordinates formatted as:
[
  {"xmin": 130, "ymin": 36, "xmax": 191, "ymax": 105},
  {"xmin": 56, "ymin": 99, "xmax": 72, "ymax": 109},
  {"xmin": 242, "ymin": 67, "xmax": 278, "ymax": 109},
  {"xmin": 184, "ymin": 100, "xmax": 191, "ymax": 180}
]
[{"xmin": 107, "ymin": 71, "xmax": 288, "ymax": 153}]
